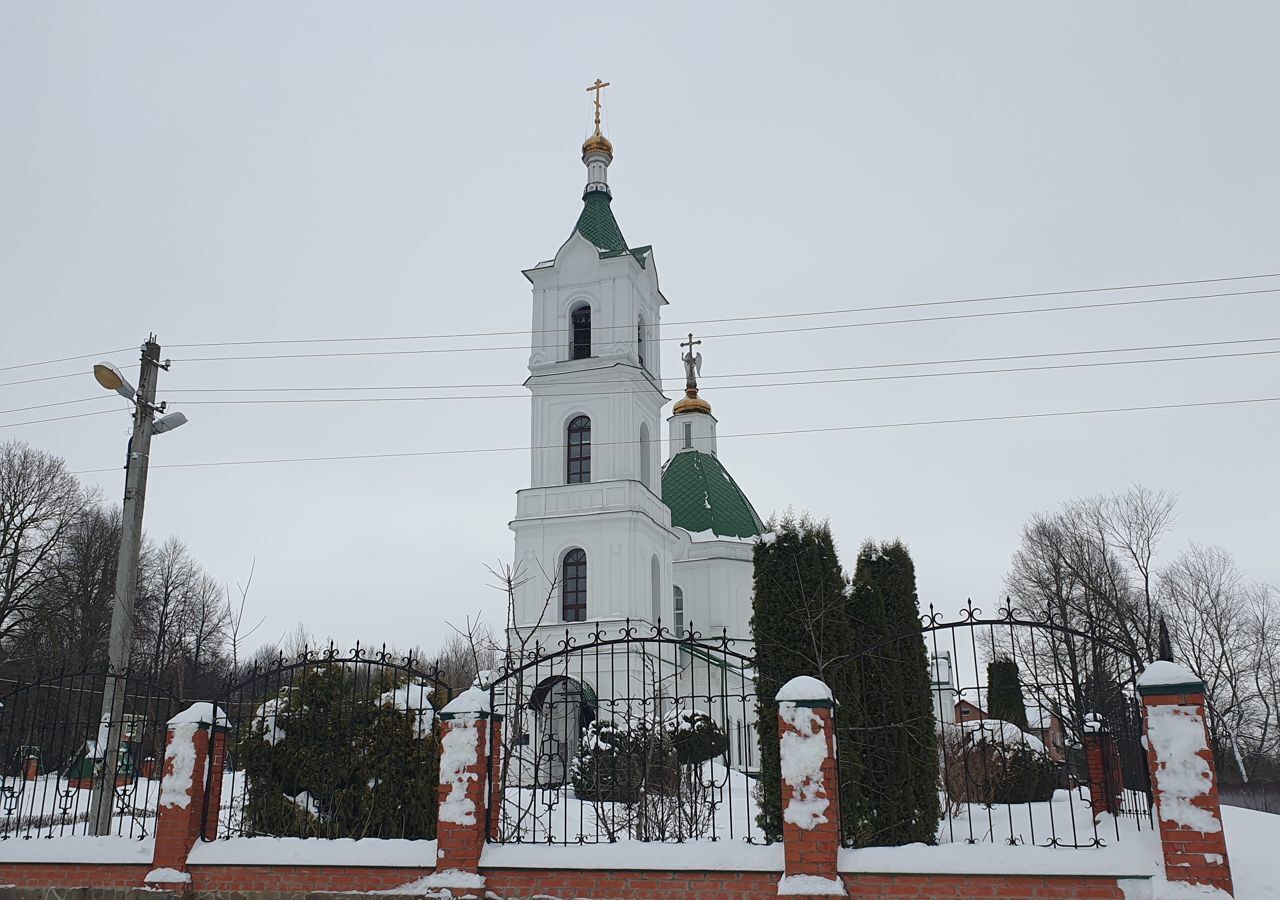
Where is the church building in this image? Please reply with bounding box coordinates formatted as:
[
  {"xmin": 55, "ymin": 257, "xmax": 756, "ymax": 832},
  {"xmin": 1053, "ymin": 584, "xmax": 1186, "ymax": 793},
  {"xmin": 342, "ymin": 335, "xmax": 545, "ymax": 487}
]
[
  {"xmin": 509, "ymin": 89, "xmax": 767, "ymax": 654},
  {"xmin": 503, "ymin": 88, "xmax": 767, "ymax": 781}
]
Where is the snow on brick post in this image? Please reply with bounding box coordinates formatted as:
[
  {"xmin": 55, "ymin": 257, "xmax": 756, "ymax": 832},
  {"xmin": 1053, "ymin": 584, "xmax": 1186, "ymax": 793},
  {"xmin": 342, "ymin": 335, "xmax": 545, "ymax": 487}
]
[
  {"xmin": 435, "ymin": 687, "xmax": 500, "ymax": 884},
  {"xmin": 150, "ymin": 702, "xmax": 225, "ymax": 888},
  {"xmin": 776, "ymin": 676, "xmax": 845, "ymax": 898},
  {"xmin": 1082, "ymin": 712, "xmax": 1122, "ymax": 817},
  {"xmin": 1138, "ymin": 661, "xmax": 1234, "ymax": 896}
]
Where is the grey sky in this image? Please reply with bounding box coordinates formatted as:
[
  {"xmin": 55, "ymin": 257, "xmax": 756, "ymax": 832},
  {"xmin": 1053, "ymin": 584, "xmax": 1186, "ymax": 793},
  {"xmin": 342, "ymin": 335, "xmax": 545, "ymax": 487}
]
[{"xmin": 2, "ymin": 3, "xmax": 1277, "ymax": 652}]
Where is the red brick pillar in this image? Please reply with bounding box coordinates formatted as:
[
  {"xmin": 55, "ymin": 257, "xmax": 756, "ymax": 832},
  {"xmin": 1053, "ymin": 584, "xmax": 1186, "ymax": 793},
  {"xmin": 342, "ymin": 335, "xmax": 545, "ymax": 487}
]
[
  {"xmin": 201, "ymin": 728, "xmax": 228, "ymax": 841},
  {"xmin": 1082, "ymin": 713, "xmax": 1122, "ymax": 817},
  {"xmin": 149, "ymin": 702, "xmax": 224, "ymax": 891},
  {"xmin": 434, "ymin": 687, "xmax": 500, "ymax": 892},
  {"xmin": 776, "ymin": 676, "xmax": 844, "ymax": 897},
  {"xmin": 1138, "ymin": 662, "xmax": 1234, "ymax": 896},
  {"xmin": 22, "ymin": 755, "xmax": 38, "ymax": 781}
]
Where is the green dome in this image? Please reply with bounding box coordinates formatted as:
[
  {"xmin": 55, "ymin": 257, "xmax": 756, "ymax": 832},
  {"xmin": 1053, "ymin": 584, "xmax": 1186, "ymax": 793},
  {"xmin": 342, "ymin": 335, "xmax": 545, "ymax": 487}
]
[{"xmin": 661, "ymin": 450, "xmax": 765, "ymax": 540}]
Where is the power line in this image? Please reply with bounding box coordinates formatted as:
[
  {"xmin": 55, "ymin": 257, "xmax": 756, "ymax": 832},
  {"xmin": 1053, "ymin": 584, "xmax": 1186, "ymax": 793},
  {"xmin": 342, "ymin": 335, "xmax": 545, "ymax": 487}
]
[
  {"xmin": 67, "ymin": 395, "xmax": 1280, "ymax": 476},
  {"xmin": 0, "ymin": 346, "xmax": 135, "ymax": 375},
  {"xmin": 0, "ymin": 371, "xmax": 85, "ymax": 391},
  {"xmin": 165, "ymin": 271, "xmax": 1280, "ymax": 348},
  {"xmin": 158, "ymin": 348, "xmax": 1280, "ymax": 407},
  {"xmin": 0, "ymin": 396, "xmax": 108, "ymax": 416},
  {"xmin": 1, "ymin": 409, "xmax": 120, "ymax": 429},
  {"xmin": 166, "ymin": 287, "xmax": 1279, "ymax": 363},
  {"xmin": 5, "ymin": 272, "xmax": 1278, "ymax": 375},
  {"xmin": 8, "ymin": 341, "xmax": 1279, "ymax": 419},
  {"xmin": 161, "ymin": 335, "xmax": 1280, "ymax": 394}
]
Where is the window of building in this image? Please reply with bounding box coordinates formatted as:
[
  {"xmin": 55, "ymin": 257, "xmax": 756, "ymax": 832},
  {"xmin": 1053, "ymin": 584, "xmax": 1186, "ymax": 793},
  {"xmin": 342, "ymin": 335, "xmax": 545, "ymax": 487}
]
[
  {"xmin": 562, "ymin": 548, "xmax": 587, "ymax": 622},
  {"xmin": 637, "ymin": 315, "xmax": 645, "ymax": 368},
  {"xmin": 673, "ymin": 586, "xmax": 684, "ymax": 638},
  {"xmin": 683, "ymin": 422, "xmax": 693, "ymax": 449},
  {"xmin": 567, "ymin": 415, "xmax": 591, "ymax": 484},
  {"xmin": 570, "ymin": 304, "xmax": 591, "ymax": 360}
]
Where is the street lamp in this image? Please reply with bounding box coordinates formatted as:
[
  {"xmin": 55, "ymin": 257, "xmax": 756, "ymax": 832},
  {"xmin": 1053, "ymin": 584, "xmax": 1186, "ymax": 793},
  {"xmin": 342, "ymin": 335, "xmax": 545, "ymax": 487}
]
[{"xmin": 87, "ymin": 336, "xmax": 189, "ymax": 836}]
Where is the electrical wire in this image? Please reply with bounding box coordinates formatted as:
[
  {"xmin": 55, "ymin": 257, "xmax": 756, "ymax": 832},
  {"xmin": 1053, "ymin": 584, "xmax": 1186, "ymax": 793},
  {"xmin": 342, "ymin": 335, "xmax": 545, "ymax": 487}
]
[
  {"xmin": 166, "ymin": 271, "xmax": 1280, "ymax": 348},
  {"xmin": 7, "ymin": 341, "xmax": 1278, "ymax": 419},
  {"xmin": 166, "ymin": 287, "xmax": 1280, "ymax": 363},
  {"xmin": 161, "ymin": 335, "xmax": 1280, "ymax": 394},
  {"xmin": 65, "ymin": 395, "xmax": 1280, "ymax": 476},
  {"xmin": 158, "ymin": 348, "xmax": 1280, "ymax": 407},
  {"xmin": 1, "ymin": 409, "xmax": 120, "ymax": 429},
  {"xmin": 0, "ymin": 346, "xmax": 135, "ymax": 375},
  {"xmin": 5, "ymin": 271, "xmax": 1277, "ymax": 374}
]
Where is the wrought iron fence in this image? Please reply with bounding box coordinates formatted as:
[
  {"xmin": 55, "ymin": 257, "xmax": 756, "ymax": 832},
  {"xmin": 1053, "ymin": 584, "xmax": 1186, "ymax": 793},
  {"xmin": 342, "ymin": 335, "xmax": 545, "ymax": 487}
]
[
  {"xmin": 485, "ymin": 621, "xmax": 760, "ymax": 845},
  {"xmin": 0, "ymin": 669, "xmax": 181, "ymax": 840},
  {"xmin": 203, "ymin": 644, "xmax": 449, "ymax": 841},
  {"xmin": 836, "ymin": 600, "xmax": 1153, "ymax": 850}
]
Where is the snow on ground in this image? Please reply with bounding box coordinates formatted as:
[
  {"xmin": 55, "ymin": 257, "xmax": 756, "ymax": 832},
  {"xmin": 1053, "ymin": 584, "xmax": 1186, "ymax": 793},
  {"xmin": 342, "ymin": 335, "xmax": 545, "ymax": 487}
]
[
  {"xmin": 1222, "ymin": 806, "xmax": 1280, "ymax": 900},
  {"xmin": 0, "ymin": 774, "xmax": 161, "ymax": 839}
]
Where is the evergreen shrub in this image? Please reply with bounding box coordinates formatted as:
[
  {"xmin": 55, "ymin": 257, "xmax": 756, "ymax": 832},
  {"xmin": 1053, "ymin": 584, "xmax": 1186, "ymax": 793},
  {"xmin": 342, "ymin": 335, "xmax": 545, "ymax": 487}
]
[{"xmin": 235, "ymin": 665, "xmax": 440, "ymax": 839}]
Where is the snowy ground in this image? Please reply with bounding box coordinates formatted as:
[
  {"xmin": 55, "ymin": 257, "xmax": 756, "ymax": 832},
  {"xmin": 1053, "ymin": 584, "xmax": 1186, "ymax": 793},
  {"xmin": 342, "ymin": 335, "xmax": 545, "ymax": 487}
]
[
  {"xmin": 0, "ymin": 774, "xmax": 160, "ymax": 839},
  {"xmin": 1222, "ymin": 806, "xmax": 1279, "ymax": 900}
]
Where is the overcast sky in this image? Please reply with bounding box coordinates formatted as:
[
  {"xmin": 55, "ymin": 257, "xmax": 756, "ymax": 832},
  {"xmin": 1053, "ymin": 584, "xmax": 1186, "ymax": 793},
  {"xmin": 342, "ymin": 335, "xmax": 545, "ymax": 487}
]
[{"xmin": 2, "ymin": 3, "xmax": 1277, "ymax": 655}]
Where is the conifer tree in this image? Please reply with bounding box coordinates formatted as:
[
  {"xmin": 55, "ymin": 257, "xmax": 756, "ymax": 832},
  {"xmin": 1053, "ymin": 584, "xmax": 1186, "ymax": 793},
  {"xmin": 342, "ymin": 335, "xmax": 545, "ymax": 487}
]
[
  {"xmin": 844, "ymin": 540, "xmax": 940, "ymax": 847},
  {"xmin": 750, "ymin": 514, "xmax": 853, "ymax": 841},
  {"xmin": 987, "ymin": 657, "xmax": 1030, "ymax": 730}
]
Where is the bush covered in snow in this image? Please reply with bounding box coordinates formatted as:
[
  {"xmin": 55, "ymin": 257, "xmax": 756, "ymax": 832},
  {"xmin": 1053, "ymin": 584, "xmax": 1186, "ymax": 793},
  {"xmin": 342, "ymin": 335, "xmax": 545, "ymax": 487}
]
[
  {"xmin": 234, "ymin": 665, "xmax": 441, "ymax": 839},
  {"xmin": 940, "ymin": 719, "xmax": 1058, "ymax": 805},
  {"xmin": 666, "ymin": 709, "xmax": 729, "ymax": 766},
  {"xmin": 570, "ymin": 719, "xmax": 678, "ymax": 804}
]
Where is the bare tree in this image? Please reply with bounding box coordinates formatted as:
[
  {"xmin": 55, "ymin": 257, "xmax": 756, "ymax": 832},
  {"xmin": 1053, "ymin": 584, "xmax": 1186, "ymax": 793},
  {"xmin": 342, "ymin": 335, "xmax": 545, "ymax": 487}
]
[
  {"xmin": 0, "ymin": 440, "xmax": 94, "ymax": 651},
  {"xmin": 1160, "ymin": 545, "xmax": 1268, "ymax": 781}
]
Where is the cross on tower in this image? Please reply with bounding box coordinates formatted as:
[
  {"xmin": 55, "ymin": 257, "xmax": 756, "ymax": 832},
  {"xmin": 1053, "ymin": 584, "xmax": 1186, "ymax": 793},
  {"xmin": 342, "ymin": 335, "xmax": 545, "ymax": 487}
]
[
  {"xmin": 585, "ymin": 78, "xmax": 610, "ymax": 133},
  {"xmin": 681, "ymin": 332, "xmax": 703, "ymax": 394}
]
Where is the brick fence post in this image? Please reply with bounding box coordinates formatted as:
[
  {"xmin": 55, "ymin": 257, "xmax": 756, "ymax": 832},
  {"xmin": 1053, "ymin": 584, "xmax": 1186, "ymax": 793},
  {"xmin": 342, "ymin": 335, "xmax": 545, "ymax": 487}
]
[
  {"xmin": 433, "ymin": 686, "xmax": 500, "ymax": 893},
  {"xmin": 1082, "ymin": 713, "xmax": 1122, "ymax": 817},
  {"xmin": 1137, "ymin": 661, "xmax": 1234, "ymax": 896},
  {"xmin": 148, "ymin": 702, "xmax": 225, "ymax": 892},
  {"xmin": 776, "ymin": 676, "xmax": 844, "ymax": 897}
]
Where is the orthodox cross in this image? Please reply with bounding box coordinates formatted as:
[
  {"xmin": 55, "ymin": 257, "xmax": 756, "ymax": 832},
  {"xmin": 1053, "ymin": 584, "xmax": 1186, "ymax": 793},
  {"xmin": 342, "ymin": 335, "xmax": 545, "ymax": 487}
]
[
  {"xmin": 681, "ymin": 332, "xmax": 703, "ymax": 392},
  {"xmin": 585, "ymin": 78, "xmax": 610, "ymax": 132}
]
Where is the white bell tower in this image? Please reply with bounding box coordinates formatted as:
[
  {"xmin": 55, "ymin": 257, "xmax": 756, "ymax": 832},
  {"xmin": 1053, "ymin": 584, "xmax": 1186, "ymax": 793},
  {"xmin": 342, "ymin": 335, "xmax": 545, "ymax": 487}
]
[{"xmin": 510, "ymin": 86, "xmax": 677, "ymax": 640}]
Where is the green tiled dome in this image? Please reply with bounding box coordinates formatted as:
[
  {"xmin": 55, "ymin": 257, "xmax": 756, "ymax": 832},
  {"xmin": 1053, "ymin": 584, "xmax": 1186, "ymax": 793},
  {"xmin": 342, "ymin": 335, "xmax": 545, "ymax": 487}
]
[
  {"xmin": 661, "ymin": 450, "xmax": 765, "ymax": 540},
  {"xmin": 575, "ymin": 191, "xmax": 628, "ymax": 252}
]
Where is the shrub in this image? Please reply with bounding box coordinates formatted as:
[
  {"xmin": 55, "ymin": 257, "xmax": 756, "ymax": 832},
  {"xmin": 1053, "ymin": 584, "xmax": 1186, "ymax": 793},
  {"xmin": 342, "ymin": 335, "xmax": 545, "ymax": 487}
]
[
  {"xmin": 666, "ymin": 709, "xmax": 729, "ymax": 766},
  {"xmin": 235, "ymin": 665, "xmax": 441, "ymax": 839},
  {"xmin": 940, "ymin": 719, "xmax": 1057, "ymax": 806},
  {"xmin": 570, "ymin": 720, "xmax": 678, "ymax": 804}
]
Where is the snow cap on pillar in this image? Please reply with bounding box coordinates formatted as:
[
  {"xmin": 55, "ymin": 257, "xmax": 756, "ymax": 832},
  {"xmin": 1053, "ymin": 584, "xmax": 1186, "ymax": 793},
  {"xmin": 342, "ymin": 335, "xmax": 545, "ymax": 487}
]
[
  {"xmin": 1136, "ymin": 660, "xmax": 1205, "ymax": 696},
  {"xmin": 776, "ymin": 676, "xmax": 834, "ymax": 706}
]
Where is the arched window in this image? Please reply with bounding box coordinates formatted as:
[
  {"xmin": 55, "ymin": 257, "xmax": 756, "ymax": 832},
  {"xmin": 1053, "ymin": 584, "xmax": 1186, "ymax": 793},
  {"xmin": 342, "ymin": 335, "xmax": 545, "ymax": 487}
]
[
  {"xmin": 562, "ymin": 549, "xmax": 587, "ymax": 622},
  {"xmin": 570, "ymin": 304, "xmax": 591, "ymax": 360},
  {"xmin": 651, "ymin": 555, "xmax": 661, "ymax": 624},
  {"xmin": 673, "ymin": 586, "xmax": 685, "ymax": 638},
  {"xmin": 637, "ymin": 315, "xmax": 645, "ymax": 368},
  {"xmin": 566, "ymin": 415, "xmax": 591, "ymax": 484},
  {"xmin": 639, "ymin": 422, "xmax": 651, "ymax": 487}
]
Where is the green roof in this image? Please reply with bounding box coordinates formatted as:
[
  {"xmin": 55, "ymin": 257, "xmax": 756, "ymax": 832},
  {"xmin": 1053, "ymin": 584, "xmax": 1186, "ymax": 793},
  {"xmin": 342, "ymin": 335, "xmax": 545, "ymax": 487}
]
[
  {"xmin": 575, "ymin": 191, "xmax": 628, "ymax": 252},
  {"xmin": 661, "ymin": 450, "xmax": 765, "ymax": 540},
  {"xmin": 573, "ymin": 192, "xmax": 649, "ymax": 267}
]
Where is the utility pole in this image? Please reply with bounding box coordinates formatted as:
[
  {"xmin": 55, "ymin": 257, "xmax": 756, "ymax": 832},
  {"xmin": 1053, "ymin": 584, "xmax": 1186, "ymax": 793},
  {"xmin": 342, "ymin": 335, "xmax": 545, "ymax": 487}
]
[{"xmin": 89, "ymin": 336, "xmax": 163, "ymax": 836}]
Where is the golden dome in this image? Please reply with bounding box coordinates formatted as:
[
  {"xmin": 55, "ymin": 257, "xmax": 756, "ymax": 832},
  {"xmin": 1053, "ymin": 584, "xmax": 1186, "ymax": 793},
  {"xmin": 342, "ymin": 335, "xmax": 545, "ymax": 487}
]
[
  {"xmin": 673, "ymin": 394, "xmax": 712, "ymax": 415},
  {"xmin": 582, "ymin": 130, "xmax": 614, "ymax": 157}
]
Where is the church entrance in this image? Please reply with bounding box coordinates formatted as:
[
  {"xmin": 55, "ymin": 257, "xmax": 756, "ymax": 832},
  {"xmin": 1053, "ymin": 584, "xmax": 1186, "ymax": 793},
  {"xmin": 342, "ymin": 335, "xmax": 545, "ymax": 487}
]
[{"xmin": 530, "ymin": 675, "xmax": 595, "ymax": 786}]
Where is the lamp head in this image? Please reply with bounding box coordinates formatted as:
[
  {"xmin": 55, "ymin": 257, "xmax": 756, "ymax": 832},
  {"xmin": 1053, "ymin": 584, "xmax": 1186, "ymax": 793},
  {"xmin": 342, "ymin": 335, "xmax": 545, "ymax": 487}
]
[
  {"xmin": 93, "ymin": 363, "xmax": 136, "ymax": 400},
  {"xmin": 151, "ymin": 411, "xmax": 188, "ymax": 435}
]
